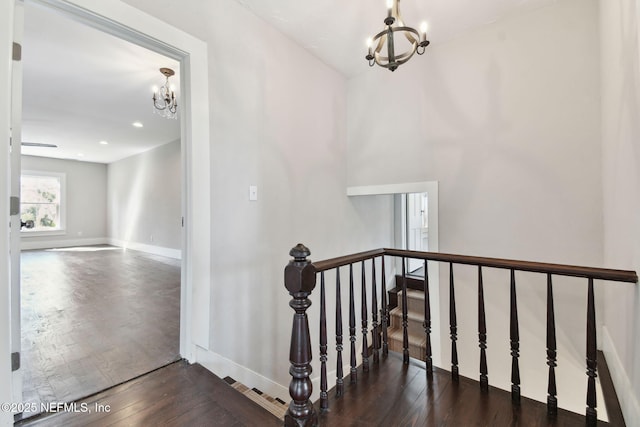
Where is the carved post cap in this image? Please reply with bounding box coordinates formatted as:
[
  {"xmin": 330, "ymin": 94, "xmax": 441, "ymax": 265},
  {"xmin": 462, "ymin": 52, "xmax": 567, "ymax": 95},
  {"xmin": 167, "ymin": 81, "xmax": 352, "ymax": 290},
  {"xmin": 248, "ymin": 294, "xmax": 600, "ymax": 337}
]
[
  {"xmin": 290, "ymin": 243, "xmax": 311, "ymax": 260},
  {"xmin": 285, "ymin": 244, "xmax": 316, "ymax": 295}
]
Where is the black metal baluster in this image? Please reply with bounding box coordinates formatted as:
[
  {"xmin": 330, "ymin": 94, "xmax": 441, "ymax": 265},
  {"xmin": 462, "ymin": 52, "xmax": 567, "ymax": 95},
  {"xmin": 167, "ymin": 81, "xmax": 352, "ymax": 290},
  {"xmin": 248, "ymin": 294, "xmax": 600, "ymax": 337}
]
[
  {"xmin": 423, "ymin": 260, "xmax": 433, "ymax": 375},
  {"xmin": 371, "ymin": 258, "xmax": 380, "ymax": 364},
  {"xmin": 478, "ymin": 266, "xmax": 488, "ymax": 392},
  {"xmin": 450, "ymin": 262, "xmax": 459, "ymax": 381},
  {"xmin": 349, "ymin": 263, "xmax": 357, "ymax": 383},
  {"xmin": 361, "ymin": 261, "xmax": 369, "ymax": 372},
  {"xmin": 586, "ymin": 278, "xmax": 597, "ymax": 426},
  {"xmin": 510, "ymin": 269, "xmax": 521, "ymax": 404},
  {"xmin": 381, "ymin": 256, "xmax": 389, "ymax": 356},
  {"xmin": 546, "ymin": 273, "xmax": 557, "ymax": 415},
  {"xmin": 335, "ymin": 267, "xmax": 344, "ymax": 397},
  {"xmin": 319, "ymin": 272, "xmax": 328, "ymax": 410},
  {"xmin": 401, "ymin": 258, "xmax": 410, "ymax": 364}
]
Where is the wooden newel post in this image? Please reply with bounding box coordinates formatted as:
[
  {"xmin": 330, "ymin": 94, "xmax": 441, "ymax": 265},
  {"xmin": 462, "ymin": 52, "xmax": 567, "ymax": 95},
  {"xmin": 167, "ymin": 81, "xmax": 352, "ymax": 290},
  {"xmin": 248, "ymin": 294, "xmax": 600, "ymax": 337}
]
[{"xmin": 284, "ymin": 244, "xmax": 318, "ymax": 427}]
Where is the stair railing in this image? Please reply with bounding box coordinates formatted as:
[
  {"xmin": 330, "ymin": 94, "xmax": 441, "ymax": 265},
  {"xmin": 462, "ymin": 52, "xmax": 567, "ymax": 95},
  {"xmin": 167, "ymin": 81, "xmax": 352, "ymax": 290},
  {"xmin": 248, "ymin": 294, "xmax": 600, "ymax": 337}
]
[{"xmin": 283, "ymin": 244, "xmax": 638, "ymax": 427}]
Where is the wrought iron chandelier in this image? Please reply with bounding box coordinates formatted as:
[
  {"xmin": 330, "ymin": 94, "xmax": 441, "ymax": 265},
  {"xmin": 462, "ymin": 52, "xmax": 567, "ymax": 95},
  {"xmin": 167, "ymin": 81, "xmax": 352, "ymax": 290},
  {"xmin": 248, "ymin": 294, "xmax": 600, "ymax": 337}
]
[
  {"xmin": 152, "ymin": 67, "xmax": 178, "ymax": 119},
  {"xmin": 366, "ymin": 0, "xmax": 430, "ymax": 72}
]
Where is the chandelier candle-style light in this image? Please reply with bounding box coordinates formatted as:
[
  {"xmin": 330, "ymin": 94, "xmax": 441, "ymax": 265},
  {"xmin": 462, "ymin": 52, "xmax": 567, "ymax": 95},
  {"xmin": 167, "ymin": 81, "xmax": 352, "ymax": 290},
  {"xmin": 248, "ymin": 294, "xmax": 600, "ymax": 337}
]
[
  {"xmin": 366, "ymin": 0, "xmax": 429, "ymax": 71},
  {"xmin": 152, "ymin": 67, "xmax": 178, "ymax": 119}
]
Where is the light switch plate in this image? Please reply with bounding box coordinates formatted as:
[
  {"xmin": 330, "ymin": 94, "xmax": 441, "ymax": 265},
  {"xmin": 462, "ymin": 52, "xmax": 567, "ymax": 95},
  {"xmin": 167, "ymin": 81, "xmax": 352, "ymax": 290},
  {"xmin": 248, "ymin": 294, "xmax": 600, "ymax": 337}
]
[{"xmin": 249, "ymin": 185, "xmax": 258, "ymax": 201}]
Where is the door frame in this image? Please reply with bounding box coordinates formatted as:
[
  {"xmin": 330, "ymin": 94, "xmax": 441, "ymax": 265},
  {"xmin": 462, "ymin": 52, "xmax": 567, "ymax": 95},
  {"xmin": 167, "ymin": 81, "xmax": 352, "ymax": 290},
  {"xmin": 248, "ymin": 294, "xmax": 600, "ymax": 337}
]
[
  {"xmin": 30, "ymin": 0, "xmax": 213, "ymax": 360},
  {"xmin": 2, "ymin": 0, "xmax": 211, "ymax": 416},
  {"xmin": 346, "ymin": 181, "xmax": 441, "ymax": 367},
  {"xmin": 1, "ymin": 2, "xmax": 17, "ymax": 424},
  {"xmin": 10, "ymin": 0, "xmax": 24, "ymax": 406}
]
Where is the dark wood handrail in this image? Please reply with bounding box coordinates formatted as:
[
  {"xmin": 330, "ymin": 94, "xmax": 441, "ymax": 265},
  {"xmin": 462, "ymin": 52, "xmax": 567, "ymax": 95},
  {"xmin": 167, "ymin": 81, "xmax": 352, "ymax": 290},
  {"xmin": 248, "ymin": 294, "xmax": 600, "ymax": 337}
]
[
  {"xmin": 383, "ymin": 248, "xmax": 638, "ymax": 282},
  {"xmin": 286, "ymin": 244, "xmax": 638, "ymax": 427},
  {"xmin": 312, "ymin": 249, "xmax": 385, "ymax": 272},
  {"xmin": 312, "ymin": 247, "xmax": 638, "ymax": 283}
]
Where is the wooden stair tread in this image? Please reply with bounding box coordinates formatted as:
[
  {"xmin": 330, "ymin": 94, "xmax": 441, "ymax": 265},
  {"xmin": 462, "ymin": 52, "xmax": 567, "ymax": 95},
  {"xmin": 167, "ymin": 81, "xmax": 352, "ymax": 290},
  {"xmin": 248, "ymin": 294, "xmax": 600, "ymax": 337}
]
[
  {"xmin": 396, "ymin": 289, "xmax": 425, "ymax": 301},
  {"xmin": 387, "ymin": 326, "xmax": 427, "ymax": 344},
  {"xmin": 389, "ymin": 306, "xmax": 425, "ymax": 322}
]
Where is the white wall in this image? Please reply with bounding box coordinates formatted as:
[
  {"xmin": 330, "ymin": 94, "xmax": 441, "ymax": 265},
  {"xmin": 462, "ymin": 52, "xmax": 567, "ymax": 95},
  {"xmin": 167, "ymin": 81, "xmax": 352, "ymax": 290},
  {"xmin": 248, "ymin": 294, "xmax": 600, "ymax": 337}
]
[
  {"xmin": 121, "ymin": 0, "xmax": 394, "ymax": 399},
  {"xmin": 21, "ymin": 155, "xmax": 107, "ymax": 249},
  {"xmin": 349, "ymin": 0, "xmax": 604, "ymax": 416},
  {"xmin": 107, "ymin": 140, "xmax": 181, "ymax": 257},
  {"xmin": 600, "ymin": 0, "xmax": 640, "ymax": 424}
]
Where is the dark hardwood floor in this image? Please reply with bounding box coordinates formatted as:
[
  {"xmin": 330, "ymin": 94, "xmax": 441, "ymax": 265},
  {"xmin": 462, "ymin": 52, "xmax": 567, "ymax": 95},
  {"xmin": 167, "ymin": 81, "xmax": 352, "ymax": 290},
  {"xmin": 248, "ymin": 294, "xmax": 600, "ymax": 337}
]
[
  {"xmin": 16, "ymin": 361, "xmax": 281, "ymax": 427},
  {"xmin": 316, "ymin": 351, "xmax": 612, "ymax": 426},
  {"xmin": 17, "ymin": 350, "xmax": 614, "ymax": 427},
  {"xmin": 20, "ymin": 245, "xmax": 181, "ymax": 419}
]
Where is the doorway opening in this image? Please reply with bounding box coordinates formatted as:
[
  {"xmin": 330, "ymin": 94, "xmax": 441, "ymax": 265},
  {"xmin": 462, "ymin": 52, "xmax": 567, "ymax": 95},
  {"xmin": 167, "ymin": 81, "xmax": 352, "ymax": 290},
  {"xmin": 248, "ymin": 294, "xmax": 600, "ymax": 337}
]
[
  {"xmin": 8, "ymin": 0, "xmax": 214, "ymax": 420},
  {"xmin": 17, "ymin": 1, "xmax": 183, "ymax": 417},
  {"xmin": 347, "ymin": 181, "xmax": 441, "ymax": 368},
  {"xmin": 397, "ymin": 192, "xmax": 429, "ymax": 276}
]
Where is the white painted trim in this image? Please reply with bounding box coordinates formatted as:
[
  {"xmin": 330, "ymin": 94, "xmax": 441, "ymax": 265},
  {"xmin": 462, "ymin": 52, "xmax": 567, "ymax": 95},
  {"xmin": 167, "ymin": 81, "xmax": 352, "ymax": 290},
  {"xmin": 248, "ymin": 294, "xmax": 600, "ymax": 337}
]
[
  {"xmin": 602, "ymin": 326, "xmax": 640, "ymax": 426},
  {"xmin": 21, "ymin": 237, "xmax": 108, "ymax": 250},
  {"xmin": 347, "ymin": 181, "xmax": 438, "ymax": 196},
  {"xmin": 9, "ymin": 1, "xmax": 24, "ymax": 407},
  {"xmin": 1, "ymin": 1, "xmax": 16, "ymax": 422},
  {"xmin": 109, "ymin": 238, "xmax": 181, "ymax": 260},
  {"xmin": 195, "ymin": 346, "xmax": 289, "ymax": 403}
]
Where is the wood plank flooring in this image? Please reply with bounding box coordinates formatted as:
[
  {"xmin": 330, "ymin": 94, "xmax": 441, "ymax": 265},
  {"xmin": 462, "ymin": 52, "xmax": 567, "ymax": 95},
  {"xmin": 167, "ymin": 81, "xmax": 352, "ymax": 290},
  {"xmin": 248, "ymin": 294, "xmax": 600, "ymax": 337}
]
[
  {"xmin": 16, "ymin": 361, "xmax": 281, "ymax": 427},
  {"xmin": 17, "ymin": 350, "xmax": 612, "ymax": 427},
  {"xmin": 316, "ymin": 351, "xmax": 612, "ymax": 426},
  {"xmin": 20, "ymin": 246, "xmax": 181, "ymax": 419}
]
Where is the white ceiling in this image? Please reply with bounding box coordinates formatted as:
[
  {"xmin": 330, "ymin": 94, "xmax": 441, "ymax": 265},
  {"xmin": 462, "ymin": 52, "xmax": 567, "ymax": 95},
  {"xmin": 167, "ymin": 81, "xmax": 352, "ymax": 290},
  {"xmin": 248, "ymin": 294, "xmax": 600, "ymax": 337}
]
[
  {"xmin": 235, "ymin": 0, "xmax": 558, "ymax": 77},
  {"xmin": 20, "ymin": 0, "xmax": 557, "ymax": 164},
  {"xmin": 21, "ymin": 1, "xmax": 180, "ymax": 164}
]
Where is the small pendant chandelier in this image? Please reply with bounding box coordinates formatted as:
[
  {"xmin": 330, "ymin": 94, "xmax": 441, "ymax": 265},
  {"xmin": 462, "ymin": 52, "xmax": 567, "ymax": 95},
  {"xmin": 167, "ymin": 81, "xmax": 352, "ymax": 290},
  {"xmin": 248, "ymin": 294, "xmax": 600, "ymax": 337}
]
[
  {"xmin": 152, "ymin": 67, "xmax": 178, "ymax": 119},
  {"xmin": 366, "ymin": 0, "xmax": 430, "ymax": 72}
]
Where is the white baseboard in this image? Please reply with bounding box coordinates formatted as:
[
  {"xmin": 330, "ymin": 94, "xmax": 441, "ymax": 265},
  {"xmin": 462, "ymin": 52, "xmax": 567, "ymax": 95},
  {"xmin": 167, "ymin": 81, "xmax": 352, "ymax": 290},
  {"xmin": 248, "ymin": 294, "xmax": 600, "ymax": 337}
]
[
  {"xmin": 195, "ymin": 346, "xmax": 289, "ymax": 403},
  {"xmin": 21, "ymin": 237, "xmax": 108, "ymax": 250},
  {"xmin": 108, "ymin": 238, "xmax": 181, "ymax": 259},
  {"xmin": 602, "ymin": 326, "xmax": 640, "ymax": 426}
]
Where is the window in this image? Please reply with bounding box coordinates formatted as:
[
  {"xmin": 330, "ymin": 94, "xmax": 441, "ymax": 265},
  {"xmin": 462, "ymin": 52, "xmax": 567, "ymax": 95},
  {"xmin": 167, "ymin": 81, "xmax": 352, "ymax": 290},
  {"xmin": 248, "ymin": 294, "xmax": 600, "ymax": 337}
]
[
  {"xmin": 404, "ymin": 192, "xmax": 429, "ymax": 276},
  {"xmin": 20, "ymin": 171, "xmax": 66, "ymax": 234}
]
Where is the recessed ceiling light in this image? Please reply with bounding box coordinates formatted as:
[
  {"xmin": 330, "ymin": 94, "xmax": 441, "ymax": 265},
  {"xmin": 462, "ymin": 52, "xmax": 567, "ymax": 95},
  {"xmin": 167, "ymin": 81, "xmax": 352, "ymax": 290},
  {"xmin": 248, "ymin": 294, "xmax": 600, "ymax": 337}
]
[
  {"xmin": 77, "ymin": 153, "xmax": 84, "ymax": 157},
  {"xmin": 132, "ymin": 121, "xmax": 144, "ymax": 128},
  {"xmin": 99, "ymin": 140, "xmax": 109, "ymax": 145}
]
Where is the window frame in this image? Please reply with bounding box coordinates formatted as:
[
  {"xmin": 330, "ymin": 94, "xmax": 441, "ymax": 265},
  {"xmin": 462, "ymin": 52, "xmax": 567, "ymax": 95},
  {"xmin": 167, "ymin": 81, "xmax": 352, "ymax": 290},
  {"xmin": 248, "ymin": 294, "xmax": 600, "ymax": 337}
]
[{"xmin": 20, "ymin": 170, "xmax": 67, "ymax": 236}]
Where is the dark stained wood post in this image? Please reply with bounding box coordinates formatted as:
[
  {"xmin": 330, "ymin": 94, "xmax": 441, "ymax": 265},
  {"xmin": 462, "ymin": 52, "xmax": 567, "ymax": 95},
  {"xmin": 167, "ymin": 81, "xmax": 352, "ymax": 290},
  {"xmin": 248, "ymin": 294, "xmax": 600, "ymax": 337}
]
[
  {"xmin": 586, "ymin": 278, "xmax": 597, "ymax": 426},
  {"xmin": 319, "ymin": 272, "xmax": 328, "ymax": 411},
  {"xmin": 423, "ymin": 260, "xmax": 433, "ymax": 375},
  {"xmin": 478, "ymin": 266, "xmax": 488, "ymax": 392},
  {"xmin": 546, "ymin": 273, "xmax": 558, "ymax": 416},
  {"xmin": 361, "ymin": 261, "xmax": 369, "ymax": 372},
  {"xmin": 349, "ymin": 264, "xmax": 357, "ymax": 383},
  {"xmin": 284, "ymin": 244, "xmax": 318, "ymax": 427},
  {"xmin": 401, "ymin": 258, "xmax": 410, "ymax": 364},
  {"xmin": 381, "ymin": 256, "xmax": 389, "ymax": 356},
  {"xmin": 510, "ymin": 269, "xmax": 521, "ymax": 404},
  {"xmin": 335, "ymin": 267, "xmax": 344, "ymax": 397},
  {"xmin": 450, "ymin": 262, "xmax": 459, "ymax": 381},
  {"xmin": 371, "ymin": 258, "xmax": 380, "ymax": 364}
]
